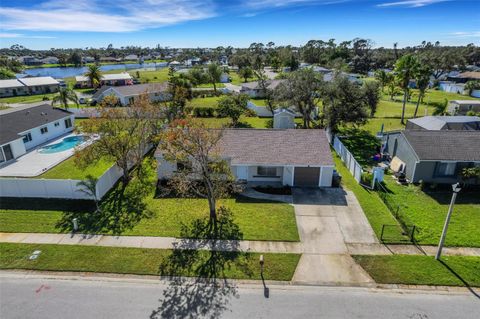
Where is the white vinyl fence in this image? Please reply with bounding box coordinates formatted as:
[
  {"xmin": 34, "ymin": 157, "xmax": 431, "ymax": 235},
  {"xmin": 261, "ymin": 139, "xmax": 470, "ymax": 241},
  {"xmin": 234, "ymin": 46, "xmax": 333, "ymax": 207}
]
[
  {"xmin": 0, "ymin": 163, "xmax": 122, "ymax": 200},
  {"xmin": 332, "ymin": 136, "xmax": 363, "ymax": 183}
]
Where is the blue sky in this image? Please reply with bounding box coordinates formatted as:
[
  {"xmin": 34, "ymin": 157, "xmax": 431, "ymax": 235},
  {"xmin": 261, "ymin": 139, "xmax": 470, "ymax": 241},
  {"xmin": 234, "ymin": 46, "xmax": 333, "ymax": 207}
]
[{"xmin": 0, "ymin": 0, "xmax": 478, "ymax": 49}]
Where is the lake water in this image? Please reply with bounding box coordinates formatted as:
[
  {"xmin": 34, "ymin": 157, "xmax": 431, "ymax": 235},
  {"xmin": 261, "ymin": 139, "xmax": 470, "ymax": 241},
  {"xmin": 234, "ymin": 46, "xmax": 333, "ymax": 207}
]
[{"xmin": 22, "ymin": 62, "xmax": 169, "ymax": 79}]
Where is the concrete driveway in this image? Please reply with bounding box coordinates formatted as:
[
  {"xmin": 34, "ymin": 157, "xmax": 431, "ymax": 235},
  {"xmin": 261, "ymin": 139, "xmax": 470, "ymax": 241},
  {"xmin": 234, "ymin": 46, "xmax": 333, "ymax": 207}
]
[{"xmin": 291, "ymin": 187, "xmax": 377, "ymax": 285}]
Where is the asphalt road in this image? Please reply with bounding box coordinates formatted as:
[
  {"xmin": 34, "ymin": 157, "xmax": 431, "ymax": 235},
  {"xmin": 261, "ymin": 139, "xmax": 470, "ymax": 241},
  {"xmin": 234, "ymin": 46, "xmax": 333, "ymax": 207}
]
[{"xmin": 1, "ymin": 276, "xmax": 479, "ymax": 319}]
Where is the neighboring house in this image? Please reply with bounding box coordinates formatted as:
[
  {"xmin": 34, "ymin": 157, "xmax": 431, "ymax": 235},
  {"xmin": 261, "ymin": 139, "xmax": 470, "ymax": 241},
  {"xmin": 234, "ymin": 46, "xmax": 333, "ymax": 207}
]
[
  {"xmin": 74, "ymin": 73, "xmax": 133, "ymax": 88},
  {"xmin": 323, "ymin": 72, "xmax": 362, "ymax": 84},
  {"xmin": 438, "ymin": 81, "xmax": 466, "ymax": 95},
  {"xmin": 0, "ymin": 79, "xmax": 29, "ymax": 97},
  {"xmin": 124, "ymin": 54, "xmax": 138, "ymax": 61},
  {"xmin": 382, "ymin": 130, "xmax": 480, "ymax": 184},
  {"xmin": 273, "ymin": 108, "xmax": 296, "ymax": 129},
  {"xmin": 18, "ymin": 56, "xmax": 42, "ymax": 66},
  {"xmin": 0, "ymin": 104, "xmax": 75, "ymax": 166},
  {"xmin": 82, "ymin": 56, "xmax": 95, "ymax": 63},
  {"xmin": 156, "ymin": 129, "xmax": 334, "ymax": 187},
  {"xmin": 18, "ymin": 76, "xmax": 60, "ymax": 95},
  {"xmin": 41, "ymin": 56, "xmax": 59, "ymax": 64},
  {"xmin": 220, "ymin": 73, "xmax": 230, "ymax": 83},
  {"xmin": 447, "ymin": 71, "xmax": 480, "ymax": 84},
  {"xmin": 406, "ymin": 116, "xmax": 480, "ymax": 130},
  {"xmin": 447, "ymin": 100, "xmax": 480, "ymax": 115},
  {"xmin": 92, "ymin": 83, "xmax": 169, "ymax": 106},
  {"xmin": 239, "ymin": 79, "xmax": 285, "ymax": 98},
  {"xmin": 99, "ymin": 57, "xmax": 121, "ymax": 63}
]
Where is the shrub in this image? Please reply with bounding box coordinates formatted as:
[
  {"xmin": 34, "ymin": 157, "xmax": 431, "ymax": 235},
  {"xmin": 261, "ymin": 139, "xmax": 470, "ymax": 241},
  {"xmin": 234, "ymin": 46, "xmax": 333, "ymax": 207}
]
[
  {"xmin": 361, "ymin": 172, "xmax": 373, "ymax": 186},
  {"xmin": 192, "ymin": 106, "xmax": 215, "ymax": 117},
  {"xmin": 42, "ymin": 96, "xmax": 50, "ymax": 101}
]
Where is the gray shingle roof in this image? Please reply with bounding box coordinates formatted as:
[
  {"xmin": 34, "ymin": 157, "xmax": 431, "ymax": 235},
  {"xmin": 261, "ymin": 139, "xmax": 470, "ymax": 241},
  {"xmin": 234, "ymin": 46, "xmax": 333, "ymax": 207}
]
[
  {"xmin": 219, "ymin": 129, "xmax": 333, "ymax": 166},
  {"xmin": 407, "ymin": 116, "xmax": 480, "ymax": 130},
  {"xmin": 92, "ymin": 83, "xmax": 168, "ymax": 100},
  {"xmin": 402, "ymin": 130, "xmax": 480, "ymax": 161},
  {"xmin": 0, "ymin": 104, "xmax": 72, "ymax": 145}
]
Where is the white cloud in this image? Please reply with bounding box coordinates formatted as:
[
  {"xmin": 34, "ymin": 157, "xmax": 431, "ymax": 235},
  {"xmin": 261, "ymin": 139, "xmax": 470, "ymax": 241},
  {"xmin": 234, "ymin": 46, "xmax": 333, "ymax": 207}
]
[
  {"xmin": 0, "ymin": 0, "xmax": 216, "ymax": 32},
  {"xmin": 377, "ymin": 0, "xmax": 451, "ymax": 8},
  {"xmin": 449, "ymin": 31, "xmax": 480, "ymax": 38},
  {"xmin": 245, "ymin": 0, "xmax": 349, "ymax": 9},
  {"xmin": 0, "ymin": 32, "xmax": 56, "ymax": 39}
]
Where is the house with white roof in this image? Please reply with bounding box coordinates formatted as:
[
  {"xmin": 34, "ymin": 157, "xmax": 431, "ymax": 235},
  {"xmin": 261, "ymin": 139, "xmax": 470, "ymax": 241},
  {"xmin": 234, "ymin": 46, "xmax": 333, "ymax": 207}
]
[
  {"xmin": 0, "ymin": 104, "xmax": 75, "ymax": 166},
  {"xmin": 18, "ymin": 77, "xmax": 60, "ymax": 95},
  {"xmin": 92, "ymin": 83, "xmax": 169, "ymax": 106},
  {"xmin": 74, "ymin": 73, "xmax": 133, "ymax": 88},
  {"xmin": 0, "ymin": 79, "xmax": 29, "ymax": 98}
]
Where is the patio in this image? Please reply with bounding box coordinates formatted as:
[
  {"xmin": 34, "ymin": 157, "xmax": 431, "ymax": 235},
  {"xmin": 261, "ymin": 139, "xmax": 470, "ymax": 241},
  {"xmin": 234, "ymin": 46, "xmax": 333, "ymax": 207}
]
[{"xmin": 0, "ymin": 133, "xmax": 90, "ymax": 177}]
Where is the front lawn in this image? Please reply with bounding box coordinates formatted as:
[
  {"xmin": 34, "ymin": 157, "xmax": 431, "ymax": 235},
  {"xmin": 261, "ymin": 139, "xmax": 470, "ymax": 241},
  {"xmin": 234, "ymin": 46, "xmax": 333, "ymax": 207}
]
[
  {"xmin": 381, "ymin": 177, "xmax": 480, "ymax": 247},
  {"xmin": 0, "ymin": 93, "xmax": 57, "ymax": 104},
  {"xmin": 354, "ymin": 255, "xmax": 480, "ymax": 287},
  {"xmin": 0, "ymin": 243, "xmax": 300, "ymax": 281},
  {"xmin": 35, "ymin": 155, "xmax": 113, "ymax": 180},
  {"xmin": 0, "ymin": 195, "xmax": 299, "ymax": 241},
  {"xmin": 188, "ymin": 96, "xmax": 222, "ymax": 108}
]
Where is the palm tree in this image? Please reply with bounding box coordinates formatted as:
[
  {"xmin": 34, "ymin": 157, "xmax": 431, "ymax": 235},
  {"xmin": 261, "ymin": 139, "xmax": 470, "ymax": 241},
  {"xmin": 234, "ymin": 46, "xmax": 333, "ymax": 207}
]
[
  {"xmin": 53, "ymin": 87, "xmax": 78, "ymax": 109},
  {"xmin": 413, "ymin": 66, "xmax": 431, "ymax": 118},
  {"xmin": 394, "ymin": 54, "xmax": 419, "ymax": 124},
  {"xmin": 85, "ymin": 64, "xmax": 102, "ymax": 90},
  {"xmin": 206, "ymin": 63, "xmax": 222, "ymax": 92}
]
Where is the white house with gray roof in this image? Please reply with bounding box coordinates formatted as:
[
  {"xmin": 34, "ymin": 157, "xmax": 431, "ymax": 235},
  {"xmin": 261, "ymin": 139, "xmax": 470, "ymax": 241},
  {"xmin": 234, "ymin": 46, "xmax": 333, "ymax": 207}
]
[
  {"xmin": 406, "ymin": 116, "xmax": 480, "ymax": 130},
  {"xmin": 0, "ymin": 76, "xmax": 59, "ymax": 97},
  {"xmin": 0, "ymin": 104, "xmax": 74, "ymax": 166},
  {"xmin": 92, "ymin": 83, "xmax": 169, "ymax": 106},
  {"xmin": 156, "ymin": 129, "xmax": 334, "ymax": 187},
  {"xmin": 447, "ymin": 100, "xmax": 480, "ymax": 115}
]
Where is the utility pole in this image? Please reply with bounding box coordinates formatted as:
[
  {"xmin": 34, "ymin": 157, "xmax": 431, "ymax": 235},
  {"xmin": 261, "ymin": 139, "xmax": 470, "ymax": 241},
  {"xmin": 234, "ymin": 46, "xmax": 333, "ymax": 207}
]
[{"xmin": 435, "ymin": 183, "xmax": 461, "ymax": 260}]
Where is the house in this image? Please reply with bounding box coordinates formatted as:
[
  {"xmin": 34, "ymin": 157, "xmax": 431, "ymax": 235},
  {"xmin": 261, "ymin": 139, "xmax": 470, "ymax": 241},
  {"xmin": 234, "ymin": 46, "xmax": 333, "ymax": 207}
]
[
  {"xmin": 18, "ymin": 76, "xmax": 60, "ymax": 95},
  {"xmin": 41, "ymin": 56, "xmax": 59, "ymax": 64},
  {"xmin": 92, "ymin": 82, "xmax": 169, "ymax": 106},
  {"xmin": 447, "ymin": 100, "xmax": 480, "ymax": 115},
  {"xmin": 0, "ymin": 79, "xmax": 29, "ymax": 98},
  {"xmin": 17, "ymin": 56, "xmax": 42, "ymax": 66},
  {"xmin": 406, "ymin": 116, "xmax": 480, "ymax": 130},
  {"xmin": 438, "ymin": 81, "xmax": 466, "ymax": 95},
  {"xmin": 447, "ymin": 71, "xmax": 480, "ymax": 84},
  {"xmin": 156, "ymin": 129, "xmax": 334, "ymax": 187},
  {"xmin": 323, "ymin": 72, "xmax": 362, "ymax": 84},
  {"xmin": 74, "ymin": 73, "xmax": 133, "ymax": 88},
  {"xmin": 0, "ymin": 104, "xmax": 75, "ymax": 166},
  {"xmin": 273, "ymin": 108, "xmax": 296, "ymax": 129},
  {"xmin": 99, "ymin": 57, "xmax": 121, "ymax": 63},
  {"xmin": 240, "ymin": 79, "xmax": 285, "ymax": 98},
  {"xmin": 124, "ymin": 54, "xmax": 138, "ymax": 61},
  {"xmin": 382, "ymin": 130, "xmax": 480, "ymax": 184},
  {"xmin": 82, "ymin": 56, "xmax": 95, "ymax": 63}
]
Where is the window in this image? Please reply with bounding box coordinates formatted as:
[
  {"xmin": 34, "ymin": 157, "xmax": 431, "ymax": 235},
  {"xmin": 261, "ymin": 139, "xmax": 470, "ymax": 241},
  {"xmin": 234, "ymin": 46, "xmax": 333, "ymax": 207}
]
[
  {"xmin": 54, "ymin": 122, "xmax": 60, "ymax": 127},
  {"xmin": 64, "ymin": 118, "xmax": 72, "ymax": 128},
  {"xmin": 22, "ymin": 133, "xmax": 32, "ymax": 143},
  {"xmin": 40, "ymin": 126, "xmax": 48, "ymax": 134},
  {"xmin": 256, "ymin": 166, "xmax": 278, "ymax": 177},
  {"xmin": 434, "ymin": 162, "xmax": 456, "ymax": 177}
]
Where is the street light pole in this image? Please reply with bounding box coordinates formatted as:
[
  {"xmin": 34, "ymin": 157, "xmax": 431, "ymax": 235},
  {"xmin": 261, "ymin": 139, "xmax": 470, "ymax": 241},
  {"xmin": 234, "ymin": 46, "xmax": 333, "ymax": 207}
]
[{"xmin": 435, "ymin": 183, "xmax": 461, "ymax": 260}]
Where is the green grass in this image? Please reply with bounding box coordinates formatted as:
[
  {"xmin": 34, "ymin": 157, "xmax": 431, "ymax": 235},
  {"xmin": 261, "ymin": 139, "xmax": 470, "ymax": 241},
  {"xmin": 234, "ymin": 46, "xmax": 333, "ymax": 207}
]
[
  {"xmin": 188, "ymin": 96, "xmax": 222, "ymax": 108},
  {"xmin": 0, "ymin": 93, "xmax": 57, "ymax": 104},
  {"xmin": 333, "ymin": 153, "xmax": 404, "ymax": 242},
  {"xmin": 35, "ymin": 156, "xmax": 113, "ymax": 180},
  {"xmin": 196, "ymin": 83, "xmax": 225, "ymax": 89},
  {"xmin": 127, "ymin": 68, "xmax": 169, "ymax": 83},
  {"xmin": 354, "ymin": 255, "xmax": 480, "ymax": 287},
  {"xmin": 0, "ymin": 195, "xmax": 299, "ymax": 241},
  {"xmin": 381, "ymin": 177, "xmax": 480, "ymax": 247},
  {"xmin": 229, "ymin": 72, "xmax": 257, "ymax": 85},
  {"xmin": 0, "ymin": 243, "xmax": 300, "ymax": 281}
]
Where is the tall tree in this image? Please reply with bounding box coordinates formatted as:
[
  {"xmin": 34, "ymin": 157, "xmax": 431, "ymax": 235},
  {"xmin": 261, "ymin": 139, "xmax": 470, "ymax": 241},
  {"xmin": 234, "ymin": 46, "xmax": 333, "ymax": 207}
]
[
  {"xmin": 275, "ymin": 68, "xmax": 322, "ymax": 128},
  {"xmin": 238, "ymin": 66, "xmax": 254, "ymax": 83},
  {"xmin": 413, "ymin": 66, "xmax": 431, "ymax": 118},
  {"xmin": 158, "ymin": 119, "xmax": 237, "ymax": 234},
  {"xmin": 363, "ymin": 80, "xmax": 381, "ymax": 117},
  {"xmin": 394, "ymin": 54, "xmax": 419, "ymax": 124},
  {"xmin": 255, "ymin": 69, "xmax": 275, "ymax": 114},
  {"xmin": 164, "ymin": 67, "xmax": 193, "ymax": 121},
  {"xmin": 53, "ymin": 87, "xmax": 78, "ymax": 109},
  {"xmin": 217, "ymin": 94, "xmax": 250, "ymax": 127},
  {"xmin": 206, "ymin": 63, "xmax": 223, "ymax": 92},
  {"xmin": 374, "ymin": 69, "xmax": 389, "ymax": 92},
  {"xmin": 85, "ymin": 64, "xmax": 102, "ymax": 89}
]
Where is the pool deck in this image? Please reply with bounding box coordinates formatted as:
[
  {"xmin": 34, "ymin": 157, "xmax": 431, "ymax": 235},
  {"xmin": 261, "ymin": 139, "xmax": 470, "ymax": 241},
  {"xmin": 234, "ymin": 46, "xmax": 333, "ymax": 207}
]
[{"xmin": 0, "ymin": 133, "xmax": 87, "ymax": 178}]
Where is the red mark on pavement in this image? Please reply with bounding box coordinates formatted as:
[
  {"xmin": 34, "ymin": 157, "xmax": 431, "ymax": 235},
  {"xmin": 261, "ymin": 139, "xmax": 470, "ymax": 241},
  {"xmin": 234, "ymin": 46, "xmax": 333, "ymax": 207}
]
[{"xmin": 35, "ymin": 284, "xmax": 51, "ymax": 293}]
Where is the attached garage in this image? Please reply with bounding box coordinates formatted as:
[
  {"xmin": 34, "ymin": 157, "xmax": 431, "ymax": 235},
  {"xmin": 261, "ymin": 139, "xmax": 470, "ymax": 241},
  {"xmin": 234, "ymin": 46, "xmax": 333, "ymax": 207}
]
[{"xmin": 294, "ymin": 167, "xmax": 320, "ymax": 187}]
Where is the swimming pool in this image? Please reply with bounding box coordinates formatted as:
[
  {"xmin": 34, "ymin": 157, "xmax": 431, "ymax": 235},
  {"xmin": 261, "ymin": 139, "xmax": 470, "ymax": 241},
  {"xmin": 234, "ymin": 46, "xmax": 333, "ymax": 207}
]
[{"xmin": 39, "ymin": 136, "xmax": 86, "ymax": 154}]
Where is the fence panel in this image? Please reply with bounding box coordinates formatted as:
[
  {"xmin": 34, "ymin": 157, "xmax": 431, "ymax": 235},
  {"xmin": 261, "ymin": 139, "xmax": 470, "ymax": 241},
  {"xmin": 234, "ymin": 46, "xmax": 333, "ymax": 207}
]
[
  {"xmin": 333, "ymin": 136, "xmax": 363, "ymax": 183},
  {"xmin": 0, "ymin": 178, "xmax": 90, "ymax": 199}
]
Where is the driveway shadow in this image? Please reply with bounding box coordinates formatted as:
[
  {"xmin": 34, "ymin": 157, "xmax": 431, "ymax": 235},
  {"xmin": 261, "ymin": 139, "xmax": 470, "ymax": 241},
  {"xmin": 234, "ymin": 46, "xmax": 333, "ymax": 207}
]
[
  {"xmin": 150, "ymin": 207, "xmax": 250, "ymax": 319},
  {"xmin": 292, "ymin": 187, "xmax": 348, "ymax": 206}
]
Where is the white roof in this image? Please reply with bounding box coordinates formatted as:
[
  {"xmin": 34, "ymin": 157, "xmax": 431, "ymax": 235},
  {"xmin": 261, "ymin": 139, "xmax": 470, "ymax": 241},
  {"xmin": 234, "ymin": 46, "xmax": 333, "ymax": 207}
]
[
  {"xmin": 450, "ymin": 100, "xmax": 480, "ymax": 105},
  {"xmin": 18, "ymin": 76, "xmax": 59, "ymax": 86},
  {"xmin": 101, "ymin": 73, "xmax": 132, "ymax": 81},
  {"xmin": 75, "ymin": 75, "xmax": 88, "ymax": 82},
  {"xmin": 0, "ymin": 79, "xmax": 25, "ymax": 89}
]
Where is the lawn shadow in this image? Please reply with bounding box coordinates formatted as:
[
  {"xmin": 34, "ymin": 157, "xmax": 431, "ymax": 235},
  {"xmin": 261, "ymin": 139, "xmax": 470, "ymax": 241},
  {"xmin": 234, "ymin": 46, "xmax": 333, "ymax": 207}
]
[
  {"xmin": 339, "ymin": 128, "xmax": 380, "ymax": 168},
  {"xmin": 150, "ymin": 207, "xmax": 251, "ymax": 319},
  {"xmin": 423, "ymin": 188, "xmax": 480, "ymax": 205},
  {"xmin": 56, "ymin": 179, "xmax": 154, "ymax": 236},
  {"xmin": 438, "ymin": 259, "xmax": 480, "ymax": 299}
]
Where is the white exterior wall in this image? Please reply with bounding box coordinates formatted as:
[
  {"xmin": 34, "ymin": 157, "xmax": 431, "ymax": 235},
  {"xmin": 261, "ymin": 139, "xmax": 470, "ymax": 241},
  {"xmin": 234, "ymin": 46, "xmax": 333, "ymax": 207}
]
[
  {"xmin": 9, "ymin": 138, "xmax": 27, "ymax": 159},
  {"xmin": 233, "ymin": 166, "xmax": 248, "ymax": 180},
  {"xmin": 156, "ymin": 155, "xmax": 177, "ymax": 179},
  {"xmin": 273, "ymin": 113, "xmax": 295, "ymax": 129},
  {"xmin": 0, "ymin": 86, "xmax": 29, "ymax": 97},
  {"xmin": 20, "ymin": 115, "xmax": 75, "ymax": 150},
  {"xmin": 319, "ymin": 166, "xmax": 334, "ymax": 187}
]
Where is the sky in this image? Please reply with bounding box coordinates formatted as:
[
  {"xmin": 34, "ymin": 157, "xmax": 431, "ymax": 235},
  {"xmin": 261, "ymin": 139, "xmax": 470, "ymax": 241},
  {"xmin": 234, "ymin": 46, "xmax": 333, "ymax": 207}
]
[{"xmin": 0, "ymin": 0, "xmax": 479, "ymax": 49}]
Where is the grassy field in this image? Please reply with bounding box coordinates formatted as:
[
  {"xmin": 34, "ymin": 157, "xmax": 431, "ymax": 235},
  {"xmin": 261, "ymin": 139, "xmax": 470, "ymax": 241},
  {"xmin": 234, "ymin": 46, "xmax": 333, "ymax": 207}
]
[
  {"xmin": 129, "ymin": 68, "xmax": 169, "ymax": 83},
  {"xmin": 35, "ymin": 155, "xmax": 113, "ymax": 180},
  {"xmin": 354, "ymin": 255, "xmax": 480, "ymax": 287},
  {"xmin": 229, "ymin": 72, "xmax": 257, "ymax": 85},
  {"xmin": 381, "ymin": 177, "xmax": 480, "ymax": 247},
  {"xmin": 0, "ymin": 93, "xmax": 57, "ymax": 104},
  {"xmin": 188, "ymin": 96, "xmax": 222, "ymax": 108},
  {"xmin": 0, "ymin": 195, "xmax": 299, "ymax": 241},
  {"xmin": 0, "ymin": 243, "xmax": 300, "ymax": 281}
]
